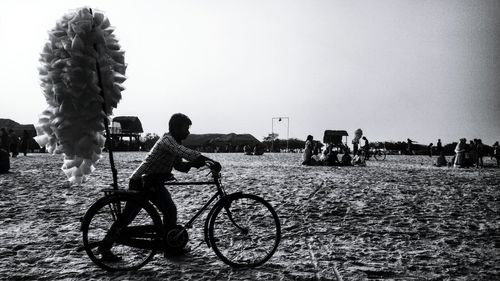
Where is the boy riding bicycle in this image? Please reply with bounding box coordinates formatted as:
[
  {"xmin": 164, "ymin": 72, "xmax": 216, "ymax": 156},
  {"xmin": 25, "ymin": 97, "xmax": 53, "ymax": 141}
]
[{"xmin": 99, "ymin": 113, "xmax": 220, "ymax": 261}]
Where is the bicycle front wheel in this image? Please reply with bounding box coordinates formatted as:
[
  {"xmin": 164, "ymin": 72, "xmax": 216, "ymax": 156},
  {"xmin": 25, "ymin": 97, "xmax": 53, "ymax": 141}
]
[
  {"xmin": 81, "ymin": 194, "xmax": 163, "ymax": 271},
  {"xmin": 208, "ymin": 193, "xmax": 281, "ymax": 267}
]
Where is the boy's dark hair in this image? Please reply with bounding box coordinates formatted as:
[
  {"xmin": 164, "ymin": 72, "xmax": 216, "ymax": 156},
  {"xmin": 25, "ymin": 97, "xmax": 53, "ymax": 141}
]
[{"xmin": 169, "ymin": 113, "xmax": 192, "ymax": 132}]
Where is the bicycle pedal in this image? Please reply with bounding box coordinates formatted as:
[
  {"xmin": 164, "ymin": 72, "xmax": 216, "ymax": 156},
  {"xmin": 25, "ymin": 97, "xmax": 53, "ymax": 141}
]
[{"xmin": 76, "ymin": 245, "xmax": 85, "ymax": 252}]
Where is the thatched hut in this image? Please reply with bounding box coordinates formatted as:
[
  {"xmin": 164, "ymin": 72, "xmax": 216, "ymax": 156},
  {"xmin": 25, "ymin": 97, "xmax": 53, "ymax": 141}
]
[
  {"xmin": 183, "ymin": 134, "xmax": 224, "ymax": 152},
  {"xmin": 209, "ymin": 133, "xmax": 261, "ymax": 152},
  {"xmin": 183, "ymin": 133, "xmax": 261, "ymax": 152},
  {"xmin": 110, "ymin": 116, "xmax": 143, "ymax": 151},
  {"xmin": 0, "ymin": 119, "xmax": 41, "ymax": 151},
  {"xmin": 0, "ymin": 118, "xmax": 19, "ymax": 130},
  {"xmin": 323, "ymin": 130, "xmax": 349, "ymax": 145}
]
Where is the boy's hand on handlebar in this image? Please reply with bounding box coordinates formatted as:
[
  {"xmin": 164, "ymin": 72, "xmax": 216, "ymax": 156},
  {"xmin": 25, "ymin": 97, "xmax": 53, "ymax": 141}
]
[
  {"xmin": 206, "ymin": 160, "xmax": 221, "ymax": 172},
  {"xmin": 190, "ymin": 160, "xmax": 206, "ymax": 169}
]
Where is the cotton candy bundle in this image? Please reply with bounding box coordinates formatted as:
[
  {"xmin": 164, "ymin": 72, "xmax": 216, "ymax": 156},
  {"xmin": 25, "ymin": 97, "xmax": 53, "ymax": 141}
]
[{"xmin": 35, "ymin": 8, "xmax": 126, "ymax": 185}]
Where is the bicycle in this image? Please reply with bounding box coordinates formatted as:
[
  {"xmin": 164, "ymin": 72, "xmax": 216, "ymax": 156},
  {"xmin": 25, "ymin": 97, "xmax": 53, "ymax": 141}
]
[
  {"xmin": 360, "ymin": 146, "xmax": 387, "ymax": 161},
  {"xmin": 371, "ymin": 148, "xmax": 387, "ymax": 161},
  {"xmin": 80, "ymin": 161, "xmax": 281, "ymax": 271}
]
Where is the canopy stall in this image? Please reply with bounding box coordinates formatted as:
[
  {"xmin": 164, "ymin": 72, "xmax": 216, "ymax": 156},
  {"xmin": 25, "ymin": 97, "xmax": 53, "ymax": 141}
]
[
  {"xmin": 323, "ymin": 130, "xmax": 349, "ymax": 145},
  {"xmin": 109, "ymin": 116, "xmax": 143, "ymax": 151}
]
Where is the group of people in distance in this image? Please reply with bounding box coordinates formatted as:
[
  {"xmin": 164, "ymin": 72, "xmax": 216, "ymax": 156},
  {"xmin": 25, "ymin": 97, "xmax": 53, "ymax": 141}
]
[
  {"xmin": 433, "ymin": 138, "xmax": 500, "ymax": 168},
  {"xmin": 243, "ymin": 144, "xmax": 265, "ymax": 155},
  {"xmin": 302, "ymin": 135, "xmax": 361, "ymax": 167},
  {"xmin": 301, "ymin": 132, "xmax": 500, "ymax": 169},
  {"xmin": 1, "ymin": 128, "xmax": 33, "ymax": 173},
  {"xmin": 0, "ymin": 128, "xmax": 32, "ymax": 157},
  {"xmin": 448, "ymin": 138, "xmax": 498, "ymax": 168}
]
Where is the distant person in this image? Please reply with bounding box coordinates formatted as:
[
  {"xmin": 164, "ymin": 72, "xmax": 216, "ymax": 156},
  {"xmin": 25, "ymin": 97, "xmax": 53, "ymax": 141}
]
[
  {"xmin": 453, "ymin": 138, "xmax": 467, "ymax": 168},
  {"xmin": 352, "ymin": 150, "xmax": 366, "ymax": 166},
  {"xmin": 493, "ymin": 141, "xmax": 500, "ymax": 168},
  {"xmin": 341, "ymin": 150, "xmax": 352, "ymax": 166},
  {"xmin": 326, "ymin": 150, "xmax": 340, "ymax": 166},
  {"xmin": 8, "ymin": 129, "xmax": 19, "ymax": 157},
  {"xmin": 311, "ymin": 148, "xmax": 321, "ymax": 165},
  {"xmin": 352, "ymin": 138, "xmax": 359, "ymax": 156},
  {"xmin": 320, "ymin": 148, "xmax": 329, "ymax": 163},
  {"xmin": 468, "ymin": 140, "xmax": 478, "ymax": 167},
  {"xmin": 20, "ymin": 130, "xmax": 31, "ymax": 156},
  {"xmin": 302, "ymin": 135, "xmax": 314, "ymax": 165},
  {"xmin": 428, "ymin": 143, "xmax": 433, "ymax": 157},
  {"xmin": 243, "ymin": 144, "xmax": 252, "ymax": 155},
  {"xmin": 1, "ymin": 128, "xmax": 10, "ymax": 154},
  {"xmin": 253, "ymin": 144, "xmax": 264, "ymax": 155},
  {"xmin": 433, "ymin": 151, "xmax": 447, "ymax": 167},
  {"xmin": 320, "ymin": 143, "xmax": 333, "ymax": 163},
  {"xmin": 475, "ymin": 139, "xmax": 484, "ymax": 168},
  {"xmin": 407, "ymin": 138, "xmax": 416, "ymax": 155},
  {"xmin": 352, "ymin": 128, "xmax": 363, "ymax": 156},
  {"xmin": 361, "ymin": 136, "xmax": 370, "ymax": 160},
  {"xmin": 436, "ymin": 139, "xmax": 443, "ymax": 155},
  {"xmin": 0, "ymin": 145, "xmax": 9, "ymax": 173}
]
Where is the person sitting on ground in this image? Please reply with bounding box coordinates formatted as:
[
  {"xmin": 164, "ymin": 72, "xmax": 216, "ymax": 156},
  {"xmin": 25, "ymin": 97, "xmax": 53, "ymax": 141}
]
[
  {"xmin": 98, "ymin": 113, "xmax": 220, "ymax": 261},
  {"xmin": 253, "ymin": 144, "xmax": 265, "ymax": 155},
  {"xmin": 302, "ymin": 135, "xmax": 314, "ymax": 165},
  {"xmin": 320, "ymin": 147, "xmax": 330, "ymax": 163},
  {"xmin": 434, "ymin": 151, "xmax": 447, "ymax": 167},
  {"xmin": 311, "ymin": 147, "xmax": 322, "ymax": 165},
  {"xmin": 341, "ymin": 149, "xmax": 352, "ymax": 166},
  {"xmin": 243, "ymin": 144, "xmax": 252, "ymax": 155},
  {"xmin": 352, "ymin": 150, "xmax": 366, "ymax": 166},
  {"xmin": 326, "ymin": 150, "xmax": 340, "ymax": 166}
]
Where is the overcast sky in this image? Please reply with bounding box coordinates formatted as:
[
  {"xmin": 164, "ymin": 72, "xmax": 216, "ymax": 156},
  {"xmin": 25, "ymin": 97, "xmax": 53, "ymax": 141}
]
[{"xmin": 1, "ymin": 0, "xmax": 499, "ymax": 145}]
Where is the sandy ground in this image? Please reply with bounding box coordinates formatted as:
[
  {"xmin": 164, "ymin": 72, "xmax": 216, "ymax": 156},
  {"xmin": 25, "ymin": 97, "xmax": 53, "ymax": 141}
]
[{"xmin": 0, "ymin": 152, "xmax": 499, "ymax": 280}]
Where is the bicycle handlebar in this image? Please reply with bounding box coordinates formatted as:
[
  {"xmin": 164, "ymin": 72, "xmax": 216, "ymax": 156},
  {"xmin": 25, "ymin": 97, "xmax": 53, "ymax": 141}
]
[{"xmin": 205, "ymin": 160, "xmax": 222, "ymax": 176}]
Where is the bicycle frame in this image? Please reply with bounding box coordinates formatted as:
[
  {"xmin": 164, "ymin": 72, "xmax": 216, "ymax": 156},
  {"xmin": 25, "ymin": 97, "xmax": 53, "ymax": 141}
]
[
  {"xmin": 162, "ymin": 168, "xmax": 245, "ymax": 247},
  {"xmin": 164, "ymin": 178, "xmax": 222, "ymax": 232},
  {"xmin": 94, "ymin": 165, "xmax": 244, "ymax": 252}
]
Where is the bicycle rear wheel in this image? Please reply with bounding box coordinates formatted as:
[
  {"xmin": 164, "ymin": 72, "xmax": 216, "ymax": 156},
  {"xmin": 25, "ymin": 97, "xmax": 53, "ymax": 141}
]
[
  {"xmin": 81, "ymin": 194, "xmax": 162, "ymax": 271},
  {"xmin": 374, "ymin": 150, "xmax": 386, "ymax": 160},
  {"xmin": 208, "ymin": 193, "xmax": 281, "ymax": 267}
]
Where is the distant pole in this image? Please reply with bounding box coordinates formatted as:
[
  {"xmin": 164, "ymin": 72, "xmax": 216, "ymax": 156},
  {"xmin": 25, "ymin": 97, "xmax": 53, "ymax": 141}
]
[
  {"xmin": 271, "ymin": 118, "xmax": 274, "ymax": 152},
  {"xmin": 272, "ymin": 117, "xmax": 289, "ymax": 152}
]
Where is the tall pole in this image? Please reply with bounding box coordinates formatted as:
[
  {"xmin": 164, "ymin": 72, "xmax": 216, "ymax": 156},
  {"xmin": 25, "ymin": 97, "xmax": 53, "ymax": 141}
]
[
  {"xmin": 287, "ymin": 117, "xmax": 289, "ymax": 152},
  {"xmin": 272, "ymin": 116, "xmax": 290, "ymax": 152},
  {"xmin": 91, "ymin": 8, "xmax": 118, "ymax": 189},
  {"xmin": 271, "ymin": 118, "xmax": 274, "ymax": 152}
]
